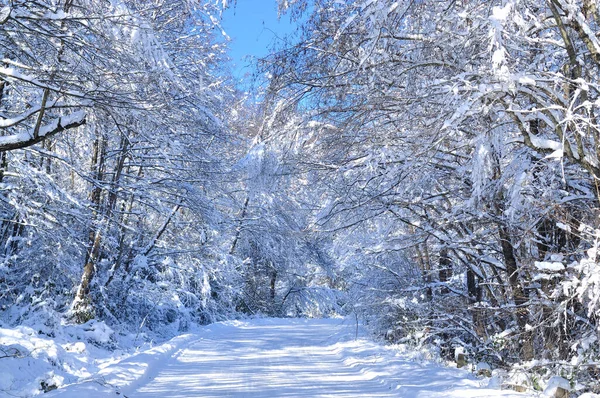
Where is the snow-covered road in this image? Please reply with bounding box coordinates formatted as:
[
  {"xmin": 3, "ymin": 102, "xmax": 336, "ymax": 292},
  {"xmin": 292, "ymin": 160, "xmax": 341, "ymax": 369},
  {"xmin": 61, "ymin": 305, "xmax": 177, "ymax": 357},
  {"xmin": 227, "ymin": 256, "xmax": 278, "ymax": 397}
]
[{"xmin": 48, "ymin": 318, "xmax": 531, "ymax": 398}]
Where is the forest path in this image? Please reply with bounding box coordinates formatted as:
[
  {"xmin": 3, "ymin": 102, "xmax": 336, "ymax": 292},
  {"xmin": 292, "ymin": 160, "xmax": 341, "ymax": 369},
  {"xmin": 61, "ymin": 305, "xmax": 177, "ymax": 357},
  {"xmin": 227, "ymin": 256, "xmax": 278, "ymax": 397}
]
[{"xmin": 123, "ymin": 318, "xmax": 528, "ymax": 398}]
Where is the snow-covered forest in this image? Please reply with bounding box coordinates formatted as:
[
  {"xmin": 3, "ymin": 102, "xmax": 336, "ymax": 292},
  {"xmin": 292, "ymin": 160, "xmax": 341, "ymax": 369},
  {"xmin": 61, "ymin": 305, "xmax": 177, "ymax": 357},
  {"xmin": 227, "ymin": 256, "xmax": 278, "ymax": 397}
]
[{"xmin": 1, "ymin": 0, "xmax": 600, "ymax": 396}]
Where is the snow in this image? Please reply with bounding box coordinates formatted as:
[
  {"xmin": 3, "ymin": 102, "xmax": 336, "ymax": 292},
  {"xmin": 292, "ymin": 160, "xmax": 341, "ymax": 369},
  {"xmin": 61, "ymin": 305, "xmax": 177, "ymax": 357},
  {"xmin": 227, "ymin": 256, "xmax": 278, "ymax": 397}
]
[
  {"xmin": 528, "ymin": 135, "xmax": 562, "ymax": 151},
  {"xmin": 492, "ymin": 49, "xmax": 506, "ymax": 69},
  {"xmin": 0, "ymin": 111, "xmax": 86, "ymax": 147},
  {"xmin": 38, "ymin": 318, "xmax": 533, "ymax": 397},
  {"xmin": 572, "ymin": 12, "xmax": 600, "ymax": 57},
  {"xmin": 0, "ymin": 324, "xmax": 107, "ymax": 397},
  {"xmin": 0, "ymin": 6, "xmax": 10, "ymax": 24},
  {"xmin": 517, "ymin": 76, "xmax": 536, "ymax": 86},
  {"xmin": 490, "ymin": 3, "xmax": 512, "ymax": 25},
  {"xmin": 555, "ymin": 222, "xmax": 571, "ymax": 233},
  {"xmin": 43, "ymin": 10, "xmax": 67, "ymax": 20},
  {"xmin": 545, "ymin": 149, "xmax": 563, "ymax": 160},
  {"xmin": 0, "ymin": 131, "xmax": 32, "ymax": 146},
  {"xmin": 542, "ymin": 376, "xmax": 570, "ymax": 397},
  {"xmin": 82, "ymin": 320, "xmax": 114, "ymax": 345},
  {"xmin": 489, "ymin": 2, "xmax": 513, "ymax": 77},
  {"xmin": 534, "ymin": 261, "xmax": 565, "ymax": 272}
]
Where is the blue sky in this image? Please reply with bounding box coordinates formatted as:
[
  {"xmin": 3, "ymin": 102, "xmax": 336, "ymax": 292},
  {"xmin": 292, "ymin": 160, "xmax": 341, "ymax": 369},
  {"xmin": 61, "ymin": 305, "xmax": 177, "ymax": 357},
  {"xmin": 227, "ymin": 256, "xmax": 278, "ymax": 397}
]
[{"xmin": 221, "ymin": 1, "xmax": 298, "ymax": 84}]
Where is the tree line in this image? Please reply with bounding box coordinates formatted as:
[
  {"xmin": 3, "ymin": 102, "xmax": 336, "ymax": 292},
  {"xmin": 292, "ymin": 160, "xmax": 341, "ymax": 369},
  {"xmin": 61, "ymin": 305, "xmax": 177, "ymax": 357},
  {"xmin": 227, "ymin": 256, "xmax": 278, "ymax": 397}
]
[{"xmin": 1, "ymin": 0, "xmax": 599, "ymax": 392}]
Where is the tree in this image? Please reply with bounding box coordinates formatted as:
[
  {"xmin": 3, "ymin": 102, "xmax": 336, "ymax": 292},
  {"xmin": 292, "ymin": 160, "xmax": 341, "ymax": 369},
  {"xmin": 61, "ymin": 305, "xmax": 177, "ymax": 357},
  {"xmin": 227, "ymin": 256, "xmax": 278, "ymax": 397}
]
[
  {"xmin": 264, "ymin": 0, "xmax": 600, "ymax": 373},
  {"xmin": 0, "ymin": 0, "xmax": 238, "ymax": 330}
]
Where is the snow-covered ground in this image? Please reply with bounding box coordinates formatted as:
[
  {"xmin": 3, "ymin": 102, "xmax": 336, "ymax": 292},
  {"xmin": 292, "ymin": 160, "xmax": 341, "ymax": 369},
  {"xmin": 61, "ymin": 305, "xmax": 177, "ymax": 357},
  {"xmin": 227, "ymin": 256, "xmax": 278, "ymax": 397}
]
[
  {"xmin": 0, "ymin": 318, "xmax": 538, "ymax": 397},
  {"xmin": 0, "ymin": 319, "xmax": 130, "ymax": 397}
]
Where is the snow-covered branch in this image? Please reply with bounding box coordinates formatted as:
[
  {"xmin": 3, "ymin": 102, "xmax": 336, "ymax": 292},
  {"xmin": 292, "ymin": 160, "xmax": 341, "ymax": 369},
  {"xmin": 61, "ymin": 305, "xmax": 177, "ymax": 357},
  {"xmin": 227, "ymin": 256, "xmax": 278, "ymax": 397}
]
[{"xmin": 0, "ymin": 111, "xmax": 86, "ymax": 151}]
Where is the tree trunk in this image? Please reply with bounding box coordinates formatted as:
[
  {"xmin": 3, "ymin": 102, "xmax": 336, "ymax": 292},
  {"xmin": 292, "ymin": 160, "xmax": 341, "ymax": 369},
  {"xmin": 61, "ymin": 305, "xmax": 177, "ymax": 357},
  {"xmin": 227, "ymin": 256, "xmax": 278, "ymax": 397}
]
[
  {"xmin": 105, "ymin": 164, "xmax": 143, "ymax": 288},
  {"xmin": 230, "ymin": 196, "xmax": 250, "ymax": 255},
  {"xmin": 72, "ymin": 132, "xmax": 107, "ymax": 323},
  {"xmin": 498, "ymin": 222, "xmax": 533, "ymax": 360},
  {"xmin": 438, "ymin": 247, "xmax": 452, "ymax": 294},
  {"xmin": 489, "ymin": 134, "xmax": 533, "ymax": 360},
  {"xmin": 73, "ymin": 231, "xmax": 102, "ymax": 323},
  {"xmin": 270, "ymin": 269, "xmax": 277, "ymax": 301}
]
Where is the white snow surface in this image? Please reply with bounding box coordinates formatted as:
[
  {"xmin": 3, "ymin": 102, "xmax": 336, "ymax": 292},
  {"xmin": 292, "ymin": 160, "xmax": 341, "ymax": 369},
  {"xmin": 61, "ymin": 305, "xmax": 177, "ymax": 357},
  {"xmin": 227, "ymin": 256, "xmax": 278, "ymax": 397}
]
[
  {"xmin": 5, "ymin": 318, "xmax": 534, "ymax": 397},
  {"xmin": 542, "ymin": 376, "xmax": 570, "ymax": 397},
  {"xmin": 0, "ymin": 321, "xmax": 129, "ymax": 397},
  {"xmin": 534, "ymin": 261, "xmax": 565, "ymax": 272}
]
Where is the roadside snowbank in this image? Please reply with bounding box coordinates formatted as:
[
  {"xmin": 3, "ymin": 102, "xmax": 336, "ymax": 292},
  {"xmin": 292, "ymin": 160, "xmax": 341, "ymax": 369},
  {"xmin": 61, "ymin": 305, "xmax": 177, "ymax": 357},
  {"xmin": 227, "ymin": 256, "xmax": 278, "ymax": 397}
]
[{"xmin": 0, "ymin": 319, "xmax": 165, "ymax": 397}]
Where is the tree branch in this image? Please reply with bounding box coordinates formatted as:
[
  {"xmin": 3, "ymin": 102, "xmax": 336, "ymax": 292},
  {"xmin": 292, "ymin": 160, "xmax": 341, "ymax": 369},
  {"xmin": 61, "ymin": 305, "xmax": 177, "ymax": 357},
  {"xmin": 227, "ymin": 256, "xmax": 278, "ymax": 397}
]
[{"xmin": 0, "ymin": 111, "xmax": 86, "ymax": 151}]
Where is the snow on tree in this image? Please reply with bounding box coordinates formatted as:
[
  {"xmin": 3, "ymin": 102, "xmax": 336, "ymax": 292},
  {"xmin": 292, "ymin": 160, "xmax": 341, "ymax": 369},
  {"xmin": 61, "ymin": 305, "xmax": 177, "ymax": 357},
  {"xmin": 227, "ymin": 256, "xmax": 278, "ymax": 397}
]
[{"xmin": 262, "ymin": 0, "xmax": 600, "ymax": 391}]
